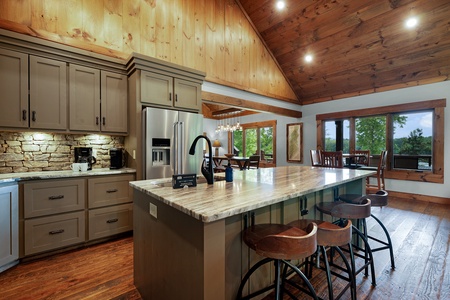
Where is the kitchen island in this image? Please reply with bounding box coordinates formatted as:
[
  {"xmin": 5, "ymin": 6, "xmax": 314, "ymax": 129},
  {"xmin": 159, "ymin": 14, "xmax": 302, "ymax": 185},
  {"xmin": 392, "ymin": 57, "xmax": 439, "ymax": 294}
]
[{"xmin": 130, "ymin": 166, "xmax": 375, "ymax": 300}]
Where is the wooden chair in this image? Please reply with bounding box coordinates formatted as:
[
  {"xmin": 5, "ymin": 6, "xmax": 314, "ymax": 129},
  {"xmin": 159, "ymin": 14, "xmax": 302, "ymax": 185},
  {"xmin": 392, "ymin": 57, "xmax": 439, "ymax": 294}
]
[
  {"xmin": 310, "ymin": 149, "xmax": 322, "ymax": 166},
  {"xmin": 288, "ymin": 219, "xmax": 356, "ymax": 300},
  {"xmin": 321, "ymin": 151, "xmax": 343, "ymax": 168},
  {"xmin": 247, "ymin": 155, "xmax": 260, "ymax": 169},
  {"xmin": 316, "ymin": 198, "xmax": 377, "ymax": 286},
  {"xmin": 237, "ymin": 222, "xmax": 318, "ymax": 299},
  {"xmin": 366, "ymin": 150, "xmax": 387, "ymax": 193},
  {"xmin": 351, "ymin": 149, "xmax": 370, "ymax": 166}
]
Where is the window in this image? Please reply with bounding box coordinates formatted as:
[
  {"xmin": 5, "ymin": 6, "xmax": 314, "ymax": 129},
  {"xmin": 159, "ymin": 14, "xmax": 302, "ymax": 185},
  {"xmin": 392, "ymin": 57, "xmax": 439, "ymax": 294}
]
[
  {"xmin": 231, "ymin": 120, "xmax": 276, "ymax": 166},
  {"xmin": 316, "ymin": 99, "xmax": 445, "ymax": 183}
]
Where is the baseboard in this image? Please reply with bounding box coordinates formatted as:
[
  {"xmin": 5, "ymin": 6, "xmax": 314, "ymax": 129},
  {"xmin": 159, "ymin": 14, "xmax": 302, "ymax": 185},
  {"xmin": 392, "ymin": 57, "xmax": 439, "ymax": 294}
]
[{"xmin": 387, "ymin": 190, "xmax": 450, "ymax": 205}]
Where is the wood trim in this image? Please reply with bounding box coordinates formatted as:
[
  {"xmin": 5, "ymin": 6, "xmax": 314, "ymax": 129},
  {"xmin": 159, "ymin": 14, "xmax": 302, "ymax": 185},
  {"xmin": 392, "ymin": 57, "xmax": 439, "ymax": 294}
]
[
  {"xmin": 316, "ymin": 99, "xmax": 446, "ymax": 120},
  {"xmin": 202, "ymin": 91, "xmax": 302, "ymax": 118},
  {"xmin": 389, "ymin": 190, "xmax": 450, "ymax": 205}
]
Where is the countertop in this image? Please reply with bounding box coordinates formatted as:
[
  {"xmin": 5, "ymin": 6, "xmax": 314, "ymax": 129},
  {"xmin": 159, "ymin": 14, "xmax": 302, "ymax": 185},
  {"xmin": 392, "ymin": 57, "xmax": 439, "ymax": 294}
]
[
  {"xmin": 129, "ymin": 166, "xmax": 375, "ymax": 223},
  {"xmin": 0, "ymin": 168, "xmax": 136, "ymax": 183}
]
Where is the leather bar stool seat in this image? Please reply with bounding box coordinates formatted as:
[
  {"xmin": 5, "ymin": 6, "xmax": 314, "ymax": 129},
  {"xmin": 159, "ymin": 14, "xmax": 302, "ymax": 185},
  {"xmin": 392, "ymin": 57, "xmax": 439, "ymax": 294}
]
[
  {"xmin": 288, "ymin": 219, "xmax": 356, "ymax": 300},
  {"xmin": 316, "ymin": 198, "xmax": 377, "ymax": 286},
  {"xmin": 237, "ymin": 222, "xmax": 318, "ymax": 300},
  {"xmin": 339, "ymin": 190, "xmax": 395, "ymax": 269}
]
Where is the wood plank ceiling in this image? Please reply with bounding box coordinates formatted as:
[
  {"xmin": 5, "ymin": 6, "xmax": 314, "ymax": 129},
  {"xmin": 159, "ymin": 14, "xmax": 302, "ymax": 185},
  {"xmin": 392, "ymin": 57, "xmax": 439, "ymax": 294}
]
[{"xmin": 237, "ymin": 0, "xmax": 450, "ymax": 105}]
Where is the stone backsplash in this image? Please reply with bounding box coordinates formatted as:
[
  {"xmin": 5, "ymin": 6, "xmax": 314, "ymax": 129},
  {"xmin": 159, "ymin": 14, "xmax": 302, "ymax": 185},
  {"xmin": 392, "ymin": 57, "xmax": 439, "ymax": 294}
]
[{"xmin": 0, "ymin": 132, "xmax": 125, "ymax": 174}]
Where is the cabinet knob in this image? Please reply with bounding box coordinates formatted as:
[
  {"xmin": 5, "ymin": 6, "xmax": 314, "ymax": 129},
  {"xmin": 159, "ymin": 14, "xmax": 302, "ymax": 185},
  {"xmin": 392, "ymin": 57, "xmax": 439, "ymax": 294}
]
[
  {"xmin": 102, "ymin": 117, "xmax": 106, "ymax": 126},
  {"xmin": 96, "ymin": 117, "xmax": 99, "ymax": 125},
  {"xmin": 22, "ymin": 110, "xmax": 27, "ymax": 121},
  {"xmin": 175, "ymin": 94, "xmax": 178, "ymax": 102},
  {"xmin": 32, "ymin": 111, "xmax": 36, "ymax": 122},
  {"xmin": 169, "ymin": 92, "xmax": 172, "ymax": 101}
]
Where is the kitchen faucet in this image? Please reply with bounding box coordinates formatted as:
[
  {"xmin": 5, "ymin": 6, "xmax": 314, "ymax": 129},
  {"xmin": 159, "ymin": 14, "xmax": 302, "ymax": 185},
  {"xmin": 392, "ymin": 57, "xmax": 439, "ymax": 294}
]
[{"xmin": 189, "ymin": 135, "xmax": 214, "ymax": 184}]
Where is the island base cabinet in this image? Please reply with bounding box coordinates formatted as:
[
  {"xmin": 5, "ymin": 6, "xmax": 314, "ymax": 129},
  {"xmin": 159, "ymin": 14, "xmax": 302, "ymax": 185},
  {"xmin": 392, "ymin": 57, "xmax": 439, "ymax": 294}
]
[
  {"xmin": 133, "ymin": 189, "xmax": 225, "ymax": 300},
  {"xmin": 24, "ymin": 211, "xmax": 85, "ymax": 256},
  {"xmin": 88, "ymin": 203, "xmax": 132, "ymax": 240}
]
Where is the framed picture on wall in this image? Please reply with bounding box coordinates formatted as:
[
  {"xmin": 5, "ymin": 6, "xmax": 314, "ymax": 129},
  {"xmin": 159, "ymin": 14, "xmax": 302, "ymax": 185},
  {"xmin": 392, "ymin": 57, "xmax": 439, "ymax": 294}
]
[{"xmin": 286, "ymin": 123, "xmax": 303, "ymax": 163}]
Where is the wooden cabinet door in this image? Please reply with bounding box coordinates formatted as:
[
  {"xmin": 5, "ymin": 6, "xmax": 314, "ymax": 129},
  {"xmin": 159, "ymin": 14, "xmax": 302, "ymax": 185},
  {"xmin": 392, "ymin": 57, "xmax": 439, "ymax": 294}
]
[
  {"xmin": 174, "ymin": 78, "xmax": 202, "ymax": 111},
  {"xmin": 141, "ymin": 70, "xmax": 173, "ymax": 107},
  {"xmin": 0, "ymin": 48, "xmax": 28, "ymax": 129},
  {"xmin": 69, "ymin": 64, "xmax": 100, "ymax": 131},
  {"xmin": 0, "ymin": 184, "xmax": 18, "ymax": 267},
  {"xmin": 101, "ymin": 71, "xmax": 128, "ymax": 133},
  {"xmin": 29, "ymin": 56, "xmax": 67, "ymax": 130}
]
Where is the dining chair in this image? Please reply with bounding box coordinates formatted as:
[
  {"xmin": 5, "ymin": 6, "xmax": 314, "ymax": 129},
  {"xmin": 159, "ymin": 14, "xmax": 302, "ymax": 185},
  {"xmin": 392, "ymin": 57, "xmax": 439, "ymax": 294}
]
[
  {"xmin": 351, "ymin": 149, "xmax": 370, "ymax": 166},
  {"xmin": 310, "ymin": 149, "xmax": 322, "ymax": 166},
  {"xmin": 247, "ymin": 155, "xmax": 260, "ymax": 169},
  {"xmin": 366, "ymin": 150, "xmax": 387, "ymax": 193},
  {"xmin": 321, "ymin": 151, "xmax": 343, "ymax": 168}
]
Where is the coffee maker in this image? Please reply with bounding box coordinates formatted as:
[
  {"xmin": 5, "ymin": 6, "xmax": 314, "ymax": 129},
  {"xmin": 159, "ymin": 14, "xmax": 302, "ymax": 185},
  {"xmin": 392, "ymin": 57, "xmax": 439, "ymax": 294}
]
[
  {"xmin": 74, "ymin": 147, "xmax": 96, "ymax": 170},
  {"xmin": 109, "ymin": 148, "xmax": 124, "ymax": 169}
]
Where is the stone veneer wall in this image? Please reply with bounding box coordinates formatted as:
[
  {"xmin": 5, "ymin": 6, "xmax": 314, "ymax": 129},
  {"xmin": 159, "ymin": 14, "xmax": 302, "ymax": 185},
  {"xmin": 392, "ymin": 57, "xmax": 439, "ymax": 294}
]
[{"xmin": 0, "ymin": 132, "xmax": 125, "ymax": 174}]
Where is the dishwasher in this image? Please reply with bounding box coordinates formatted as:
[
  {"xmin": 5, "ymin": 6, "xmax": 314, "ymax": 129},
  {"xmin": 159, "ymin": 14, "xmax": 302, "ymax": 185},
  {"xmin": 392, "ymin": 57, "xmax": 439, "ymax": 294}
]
[{"xmin": 0, "ymin": 182, "xmax": 19, "ymax": 273}]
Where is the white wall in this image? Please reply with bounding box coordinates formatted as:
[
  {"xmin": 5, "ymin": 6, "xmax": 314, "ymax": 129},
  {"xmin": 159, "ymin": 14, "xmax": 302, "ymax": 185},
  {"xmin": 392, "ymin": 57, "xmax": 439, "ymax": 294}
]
[{"xmin": 203, "ymin": 81, "xmax": 450, "ymax": 199}]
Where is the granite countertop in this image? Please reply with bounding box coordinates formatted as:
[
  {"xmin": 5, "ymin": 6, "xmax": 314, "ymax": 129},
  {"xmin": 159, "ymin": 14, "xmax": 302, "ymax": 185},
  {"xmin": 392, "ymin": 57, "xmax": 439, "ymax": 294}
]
[
  {"xmin": 0, "ymin": 168, "xmax": 136, "ymax": 183},
  {"xmin": 130, "ymin": 166, "xmax": 375, "ymax": 223}
]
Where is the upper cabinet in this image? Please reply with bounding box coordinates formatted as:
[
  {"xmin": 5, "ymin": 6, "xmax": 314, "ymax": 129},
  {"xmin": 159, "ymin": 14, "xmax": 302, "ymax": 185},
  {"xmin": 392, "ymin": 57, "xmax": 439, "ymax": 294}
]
[
  {"xmin": 141, "ymin": 71, "xmax": 201, "ymax": 111},
  {"xmin": 69, "ymin": 65, "xmax": 127, "ymax": 134},
  {"xmin": 127, "ymin": 53, "xmax": 205, "ymax": 112},
  {"xmin": 29, "ymin": 56, "xmax": 67, "ymax": 130},
  {"xmin": 0, "ymin": 48, "xmax": 28, "ymax": 128}
]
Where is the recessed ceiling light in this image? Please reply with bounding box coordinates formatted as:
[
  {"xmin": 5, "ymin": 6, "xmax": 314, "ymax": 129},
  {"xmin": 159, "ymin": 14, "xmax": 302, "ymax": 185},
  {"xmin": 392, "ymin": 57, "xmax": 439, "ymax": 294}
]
[
  {"xmin": 276, "ymin": 1, "xmax": 286, "ymax": 10},
  {"xmin": 405, "ymin": 17, "xmax": 418, "ymax": 29},
  {"xmin": 304, "ymin": 54, "xmax": 313, "ymax": 63}
]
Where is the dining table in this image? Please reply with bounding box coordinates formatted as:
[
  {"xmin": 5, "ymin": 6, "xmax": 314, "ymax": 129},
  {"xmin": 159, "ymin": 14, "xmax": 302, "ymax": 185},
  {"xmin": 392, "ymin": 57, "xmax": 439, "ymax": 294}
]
[
  {"xmin": 212, "ymin": 156, "xmax": 250, "ymax": 170},
  {"xmin": 342, "ymin": 153, "xmax": 369, "ymax": 169}
]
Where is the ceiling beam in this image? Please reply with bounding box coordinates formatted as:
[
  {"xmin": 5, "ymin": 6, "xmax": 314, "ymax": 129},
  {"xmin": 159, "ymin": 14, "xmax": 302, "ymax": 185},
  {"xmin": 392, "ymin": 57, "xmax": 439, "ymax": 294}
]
[{"xmin": 202, "ymin": 91, "xmax": 302, "ymax": 118}]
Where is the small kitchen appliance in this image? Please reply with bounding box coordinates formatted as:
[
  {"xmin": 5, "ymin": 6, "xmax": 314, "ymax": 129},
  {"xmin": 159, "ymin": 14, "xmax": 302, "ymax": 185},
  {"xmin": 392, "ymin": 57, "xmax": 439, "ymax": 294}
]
[
  {"xmin": 74, "ymin": 147, "xmax": 96, "ymax": 170},
  {"xmin": 110, "ymin": 148, "xmax": 124, "ymax": 169}
]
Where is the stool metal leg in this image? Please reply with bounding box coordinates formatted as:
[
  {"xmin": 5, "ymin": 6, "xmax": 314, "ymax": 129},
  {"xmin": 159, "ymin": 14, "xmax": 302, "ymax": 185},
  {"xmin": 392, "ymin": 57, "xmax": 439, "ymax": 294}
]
[{"xmin": 370, "ymin": 213, "xmax": 396, "ymax": 269}]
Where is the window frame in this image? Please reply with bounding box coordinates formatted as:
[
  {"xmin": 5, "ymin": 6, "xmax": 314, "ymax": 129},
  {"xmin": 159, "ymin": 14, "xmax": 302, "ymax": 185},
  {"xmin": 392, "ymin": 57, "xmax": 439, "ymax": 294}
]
[
  {"xmin": 228, "ymin": 120, "xmax": 277, "ymax": 167},
  {"xmin": 316, "ymin": 99, "xmax": 445, "ymax": 183}
]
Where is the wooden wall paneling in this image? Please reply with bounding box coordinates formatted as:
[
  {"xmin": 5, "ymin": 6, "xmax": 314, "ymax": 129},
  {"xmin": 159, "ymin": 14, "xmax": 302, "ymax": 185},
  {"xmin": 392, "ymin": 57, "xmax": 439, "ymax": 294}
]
[
  {"xmin": 205, "ymin": 0, "xmax": 225, "ymax": 81},
  {"xmin": 194, "ymin": 0, "xmax": 206, "ymax": 72},
  {"xmin": 224, "ymin": 0, "xmax": 239, "ymax": 85},
  {"xmin": 103, "ymin": 0, "xmax": 123, "ymax": 51},
  {"xmin": 139, "ymin": 0, "xmax": 156, "ymax": 58},
  {"xmin": 55, "ymin": 0, "xmax": 83, "ymax": 40},
  {"xmin": 0, "ymin": 1, "xmax": 31, "ymax": 24},
  {"xmin": 122, "ymin": 0, "xmax": 141, "ymax": 53},
  {"xmin": 81, "ymin": 0, "xmax": 104, "ymax": 48},
  {"xmin": 182, "ymin": 0, "xmax": 194, "ymax": 69},
  {"xmin": 170, "ymin": 0, "xmax": 182, "ymax": 65}
]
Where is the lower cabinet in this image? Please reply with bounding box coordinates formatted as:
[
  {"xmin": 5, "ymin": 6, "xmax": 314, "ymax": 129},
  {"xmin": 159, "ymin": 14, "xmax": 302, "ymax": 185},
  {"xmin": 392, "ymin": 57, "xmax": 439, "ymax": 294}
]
[{"xmin": 21, "ymin": 173, "xmax": 135, "ymax": 257}]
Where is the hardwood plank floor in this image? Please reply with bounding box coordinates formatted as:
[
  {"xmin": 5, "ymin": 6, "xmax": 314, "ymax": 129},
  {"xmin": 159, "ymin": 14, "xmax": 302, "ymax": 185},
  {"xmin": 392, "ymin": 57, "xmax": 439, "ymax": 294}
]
[{"xmin": 0, "ymin": 197, "xmax": 448, "ymax": 300}]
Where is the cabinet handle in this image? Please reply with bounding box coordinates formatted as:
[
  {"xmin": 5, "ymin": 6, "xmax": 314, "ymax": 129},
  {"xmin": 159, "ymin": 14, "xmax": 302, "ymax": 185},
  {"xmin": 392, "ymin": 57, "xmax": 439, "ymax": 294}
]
[
  {"xmin": 49, "ymin": 229, "xmax": 65, "ymax": 235},
  {"xmin": 106, "ymin": 189, "xmax": 118, "ymax": 193},
  {"xmin": 96, "ymin": 117, "xmax": 99, "ymax": 125},
  {"xmin": 22, "ymin": 110, "xmax": 27, "ymax": 120},
  {"xmin": 169, "ymin": 92, "xmax": 172, "ymax": 101},
  {"xmin": 107, "ymin": 218, "xmax": 118, "ymax": 223},
  {"xmin": 102, "ymin": 117, "xmax": 105, "ymax": 126},
  {"xmin": 48, "ymin": 195, "xmax": 64, "ymax": 200},
  {"xmin": 175, "ymin": 94, "xmax": 178, "ymax": 102},
  {"xmin": 32, "ymin": 111, "xmax": 36, "ymax": 122}
]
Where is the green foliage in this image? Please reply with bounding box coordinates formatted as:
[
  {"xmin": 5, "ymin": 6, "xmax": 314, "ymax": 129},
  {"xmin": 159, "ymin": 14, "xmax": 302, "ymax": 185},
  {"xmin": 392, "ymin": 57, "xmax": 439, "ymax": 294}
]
[{"xmin": 398, "ymin": 128, "xmax": 431, "ymax": 155}]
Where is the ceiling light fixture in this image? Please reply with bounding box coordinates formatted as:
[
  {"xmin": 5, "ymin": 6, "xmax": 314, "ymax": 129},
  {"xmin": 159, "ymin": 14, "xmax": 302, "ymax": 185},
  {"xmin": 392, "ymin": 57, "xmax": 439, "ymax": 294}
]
[
  {"xmin": 304, "ymin": 54, "xmax": 313, "ymax": 63},
  {"xmin": 276, "ymin": 1, "xmax": 285, "ymax": 10},
  {"xmin": 405, "ymin": 17, "xmax": 418, "ymax": 29}
]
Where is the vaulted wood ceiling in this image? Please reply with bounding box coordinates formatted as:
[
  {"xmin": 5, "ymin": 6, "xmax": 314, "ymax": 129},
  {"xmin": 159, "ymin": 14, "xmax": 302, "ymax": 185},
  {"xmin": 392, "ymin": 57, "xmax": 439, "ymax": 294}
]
[{"xmin": 237, "ymin": 0, "xmax": 450, "ymax": 105}]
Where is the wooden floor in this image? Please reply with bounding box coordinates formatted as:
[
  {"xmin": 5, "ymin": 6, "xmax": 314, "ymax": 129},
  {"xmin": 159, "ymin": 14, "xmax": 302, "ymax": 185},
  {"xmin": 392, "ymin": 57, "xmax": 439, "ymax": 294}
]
[{"xmin": 0, "ymin": 197, "xmax": 448, "ymax": 300}]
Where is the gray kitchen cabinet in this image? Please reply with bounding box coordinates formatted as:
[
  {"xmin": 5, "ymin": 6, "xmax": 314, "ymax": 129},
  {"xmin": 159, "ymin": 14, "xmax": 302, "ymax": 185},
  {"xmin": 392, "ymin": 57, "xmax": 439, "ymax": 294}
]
[
  {"xmin": 141, "ymin": 70, "xmax": 202, "ymax": 111},
  {"xmin": 0, "ymin": 48, "xmax": 28, "ymax": 129},
  {"xmin": 69, "ymin": 64, "xmax": 127, "ymax": 134},
  {"xmin": 29, "ymin": 55, "xmax": 67, "ymax": 130},
  {"xmin": 0, "ymin": 183, "xmax": 19, "ymax": 273}
]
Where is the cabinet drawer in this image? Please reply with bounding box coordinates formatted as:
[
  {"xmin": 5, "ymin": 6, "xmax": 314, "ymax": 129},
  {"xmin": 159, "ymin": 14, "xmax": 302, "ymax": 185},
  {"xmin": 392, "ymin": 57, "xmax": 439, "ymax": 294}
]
[
  {"xmin": 88, "ymin": 203, "xmax": 132, "ymax": 240},
  {"xmin": 23, "ymin": 179, "xmax": 85, "ymax": 218},
  {"xmin": 24, "ymin": 211, "xmax": 85, "ymax": 256},
  {"xmin": 88, "ymin": 174, "xmax": 134, "ymax": 208}
]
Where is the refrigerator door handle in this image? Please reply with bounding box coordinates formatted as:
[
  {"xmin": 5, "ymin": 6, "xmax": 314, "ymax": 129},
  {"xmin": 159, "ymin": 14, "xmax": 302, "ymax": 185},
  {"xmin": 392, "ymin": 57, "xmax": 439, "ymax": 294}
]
[
  {"xmin": 173, "ymin": 121, "xmax": 178, "ymax": 174},
  {"xmin": 179, "ymin": 121, "xmax": 184, "ymax": 174}
]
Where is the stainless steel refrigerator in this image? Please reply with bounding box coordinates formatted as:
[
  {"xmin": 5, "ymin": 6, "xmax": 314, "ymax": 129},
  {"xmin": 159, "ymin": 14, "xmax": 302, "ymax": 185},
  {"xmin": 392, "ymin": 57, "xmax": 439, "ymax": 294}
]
[{"xmin": 143, "ymin": 107, "xmax": 203, "ymax": 179}]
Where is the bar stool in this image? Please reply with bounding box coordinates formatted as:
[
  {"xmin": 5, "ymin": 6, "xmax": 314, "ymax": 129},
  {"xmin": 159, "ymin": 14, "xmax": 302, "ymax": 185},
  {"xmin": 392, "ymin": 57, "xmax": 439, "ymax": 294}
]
[
  {"xmin": 339, "ymin": 190, "xmax": 395, "ymax": 269},
  {"xmin": 288, "ymin": 219, "xmax": 356, "ymax": 300},
  {"xmin": 315, "ymin": 198, "xmax": 377, "ymax": 286},
  {"xmin": 236, "ymin": 222, "xmax": 318, "ymax": 300}
]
